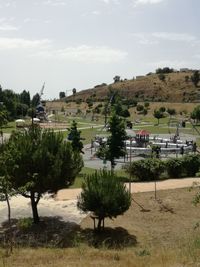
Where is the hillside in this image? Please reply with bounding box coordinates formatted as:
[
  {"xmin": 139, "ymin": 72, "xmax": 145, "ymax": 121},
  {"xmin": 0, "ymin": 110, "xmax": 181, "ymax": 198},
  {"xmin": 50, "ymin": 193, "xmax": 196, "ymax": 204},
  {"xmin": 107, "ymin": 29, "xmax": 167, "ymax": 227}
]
[{"xmin": 66, "ymin": 71, "xmax": 200, "ymax": 103}]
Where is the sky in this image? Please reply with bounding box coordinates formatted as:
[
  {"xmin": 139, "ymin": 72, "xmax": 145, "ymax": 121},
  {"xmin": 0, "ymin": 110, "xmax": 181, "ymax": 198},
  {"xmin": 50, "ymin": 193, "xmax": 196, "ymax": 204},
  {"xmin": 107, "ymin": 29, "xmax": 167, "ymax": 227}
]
[{"xmin": 0, "ymin": 0, "xmax": 199, "ymax": 99}]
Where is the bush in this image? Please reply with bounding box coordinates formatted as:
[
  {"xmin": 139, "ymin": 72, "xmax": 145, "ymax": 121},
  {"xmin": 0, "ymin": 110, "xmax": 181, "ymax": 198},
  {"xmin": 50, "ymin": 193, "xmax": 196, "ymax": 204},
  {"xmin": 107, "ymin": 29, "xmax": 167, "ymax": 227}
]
[
  {"xmin": 136, "ymin": 104, "xmax": 144, "ymax": 112},
  {"xmin": 182, "ymin": 155, "xmax": 200, "ymax": 176},
  {"xmin": 166, "ymin": 158, "xmax": 184, "ymax": 178},
  {"xmin": 17, "ymin": 217, "xmax": 33, "ymax": 230},
  {"xmin": 125, "ymin": 158, "xmax": 165, "ymax": 181}
]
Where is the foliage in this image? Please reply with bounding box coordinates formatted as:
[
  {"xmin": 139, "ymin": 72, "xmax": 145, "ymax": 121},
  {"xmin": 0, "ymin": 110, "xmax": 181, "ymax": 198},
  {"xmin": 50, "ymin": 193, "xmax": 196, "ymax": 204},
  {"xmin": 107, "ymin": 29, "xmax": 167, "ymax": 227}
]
[
  {"xmin": 68, "ymin": 120, "xmax": 84, "ymax": 154},
  {"xmin": 159, "ymin": 106, "xmax": 166, "ymax": 113},
  {"xmin": 156, "ymin": 67, "xmax": 174, "ymax": 74},
  {"xmin": 0, "ymin": 109, "xmax": 8, "ymax": 128},
  {"xmin": 59, "ymin": 92, "xmax": 65, "ymax": 99},
  {"xmin": 2, "ymin": 125, "xmax": 83, "ymax": 223},
  {"xmin": 191, "ymin": 105, "xmax": 200, "ymax": 122},
  {"xmin": 191, "ymin": 70, "xmax": 200, "ymax": 87},
  {"xmin": 31, "ymin": 93, "xmax": 40, "ymax": 107},
  {"xmin": 17, "ymin": 217, "xmax": 33, "ymax": 230},
  {"xmin": 97, "ymin": 113, "xmax": 127, "ymax": 169},
  {"xmin": 182, "ymin": 154, "xmax": 200, "ymax": 176},
  {"xmin": 158, "ymin": 73, "xmax": 166, "ymax": 82},
  {"xmin": 153, "ymin": 109, "xmax": 164, "ymax": 125},
  {"xmin": 136, "ymin": 104, "xmax": 144, "ymax": 112},
  {"xmin": 113, "ymin": 75, "xmax": 120, "ymax": 83},
  {"xmin": 20, "ymin": 90, "xmax": 30, "ymax": 107},
  {"xmin": 166, "ymin": 158, "xmax": 184, "ymax": 178},
  {"xmin": 125, "ymin": 158, "xmax": 165, "ymax": 181},
  {"xmin": 167, "ymin": 108, "xmax": 176, "ymax": 116},
  {"xmin": 77, "ymin": 170, "xmax": 131, "ymax": 231}
]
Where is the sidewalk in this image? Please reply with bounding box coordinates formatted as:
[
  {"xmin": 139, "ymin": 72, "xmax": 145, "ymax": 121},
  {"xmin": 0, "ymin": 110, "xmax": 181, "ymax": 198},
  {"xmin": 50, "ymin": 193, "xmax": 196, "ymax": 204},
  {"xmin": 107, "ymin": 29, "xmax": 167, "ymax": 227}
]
[{"xmin": 56, "ymin": 177, "xmax": 200, "ymax": 200}]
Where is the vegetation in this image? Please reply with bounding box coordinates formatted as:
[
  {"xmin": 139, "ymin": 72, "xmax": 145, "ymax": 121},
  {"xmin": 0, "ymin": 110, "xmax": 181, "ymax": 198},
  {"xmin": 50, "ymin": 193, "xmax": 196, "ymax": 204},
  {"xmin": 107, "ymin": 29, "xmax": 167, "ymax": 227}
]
[
  {"xmin": 191, "ymin": 70, "xmax": 200, "ymax": 87},
  {"xmin": 1, "ymin": 125, "xmax": 83, "ymax": 223},
  {"xmin": 68, "ymin": 120, "xmax": 84, "ymax": 154},
  {"xmin": 153, "ymin": 109, "xmax": 164, "ymax": 125},
  {"xmin": 97, "ymin": 113, "xmax": 127, "ymax": 170},
  {"xmin": 191, "ymin": 105, "xmax": 200, "ymax": 123},
  {"xmin": 77, "ymin": 170, "xmax": 131, "ymax": 231}
]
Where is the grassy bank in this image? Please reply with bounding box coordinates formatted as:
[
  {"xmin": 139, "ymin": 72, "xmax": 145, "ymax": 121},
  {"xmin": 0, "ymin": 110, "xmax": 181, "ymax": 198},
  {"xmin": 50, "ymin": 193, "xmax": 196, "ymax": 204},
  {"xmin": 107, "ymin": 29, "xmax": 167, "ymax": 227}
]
[{"xmin": 1, "ymin": 188, "xmax": 200, "ymax": 267}]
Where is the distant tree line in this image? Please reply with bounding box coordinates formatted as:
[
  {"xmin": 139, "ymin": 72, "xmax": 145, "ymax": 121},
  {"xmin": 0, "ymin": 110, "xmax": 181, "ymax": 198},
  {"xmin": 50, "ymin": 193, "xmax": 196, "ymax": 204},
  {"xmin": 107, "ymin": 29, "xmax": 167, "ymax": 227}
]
[{"xmin": 0, "ymin": 85, "xmax": 41, "ymax": 121}]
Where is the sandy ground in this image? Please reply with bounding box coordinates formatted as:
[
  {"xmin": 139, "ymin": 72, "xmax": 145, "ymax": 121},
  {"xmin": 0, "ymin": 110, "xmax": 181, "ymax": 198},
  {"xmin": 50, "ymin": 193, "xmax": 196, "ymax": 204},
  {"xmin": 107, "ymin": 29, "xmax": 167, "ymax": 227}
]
[
  {"xmin": 1, "ymin": 178, "xmax": 199, "ymax": 227},
  {"xmin": 0, "ymin": 193, "xmax": 86, "ymax": 226}
]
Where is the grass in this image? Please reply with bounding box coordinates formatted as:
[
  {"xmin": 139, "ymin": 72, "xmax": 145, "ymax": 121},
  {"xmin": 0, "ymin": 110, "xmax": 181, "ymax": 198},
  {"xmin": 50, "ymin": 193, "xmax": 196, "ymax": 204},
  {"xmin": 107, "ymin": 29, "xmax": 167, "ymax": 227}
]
[
  {"xmin": 1, "ymin": 188, "xmax": 200, "ymax": 266},
  {"xmin": 70, "ymin": 167, "xmax": 129, "ymax": 189}
]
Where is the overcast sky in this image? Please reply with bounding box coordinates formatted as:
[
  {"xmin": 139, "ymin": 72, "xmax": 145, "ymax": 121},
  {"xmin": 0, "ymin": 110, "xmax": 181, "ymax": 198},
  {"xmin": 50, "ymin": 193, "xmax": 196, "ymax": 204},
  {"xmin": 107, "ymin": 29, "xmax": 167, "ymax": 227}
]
[{"xmin": 0, "ymin": 0, "xmax": 199, "ymax": 99}]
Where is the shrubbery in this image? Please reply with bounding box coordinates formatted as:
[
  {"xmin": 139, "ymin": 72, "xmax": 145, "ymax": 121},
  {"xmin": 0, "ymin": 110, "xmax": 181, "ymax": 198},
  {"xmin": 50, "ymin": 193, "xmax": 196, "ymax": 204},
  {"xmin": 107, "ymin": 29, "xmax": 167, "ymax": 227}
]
[{"xmin": 126, "ymin": 155, "xmax": 200, "ymax": 181}]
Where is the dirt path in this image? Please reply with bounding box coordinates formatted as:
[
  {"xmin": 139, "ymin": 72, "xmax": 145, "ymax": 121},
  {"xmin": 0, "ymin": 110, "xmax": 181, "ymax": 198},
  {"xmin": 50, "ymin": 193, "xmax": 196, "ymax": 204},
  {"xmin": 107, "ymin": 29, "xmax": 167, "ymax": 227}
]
[{"xmin": 56, "ymin": 177, "xmax": 200, "ymax": 200}]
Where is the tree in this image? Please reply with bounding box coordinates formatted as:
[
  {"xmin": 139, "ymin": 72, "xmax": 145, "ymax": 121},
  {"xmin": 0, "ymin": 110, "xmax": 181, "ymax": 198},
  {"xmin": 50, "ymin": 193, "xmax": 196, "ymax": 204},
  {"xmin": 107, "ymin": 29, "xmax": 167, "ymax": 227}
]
[
  {"xmin": 77, "ymin": 170, "xmax": 131, "ymax": 232},
  {"xmin": 167, "ymin": 108, "xmax": 176, "ymax": 117},
  {"xmin": 3, "ymin": 126, "xmax": 83, "ymax": 223},
  {"xmin": 191, "ymin": 71, "xmax": 200, "ymax": 87},
  {"xmin": 191, "ymin": 105, "xmax": 200, "ymax": 123},
  {"xmin": 59, "ymin": 92, "xmax": 66, "ymax": 99},
  {"xmin": 20, "ymin": 90, "xmax": 30, "ymax": 107},
  {"xmin": 72, "ymin": 88, "xmax": 76, "ymax": 96},
  {"xmin": 68, "ymin": 120, "xmax": 84, "ymax": 154},
  {"xmin": 153, "ymin": 109, "xmax": 164, "ymax": 125},
  {"xmin": 136, "ymin": 104, "xmax": 144, "ymax": 112},
  {"xmin": 32, "ymin": 93, "xmax": 40, "ymax": 107},
  {"xmin": 16, "ymin": 103, "xmax": 29, "ymax": 117},
  {"xmin": 97, "ymin": 113, "xmax": 127, "ymax": 170},
  {"xmin": 113, "ymin": 75, "xmax": 120, "ymax": 83}
]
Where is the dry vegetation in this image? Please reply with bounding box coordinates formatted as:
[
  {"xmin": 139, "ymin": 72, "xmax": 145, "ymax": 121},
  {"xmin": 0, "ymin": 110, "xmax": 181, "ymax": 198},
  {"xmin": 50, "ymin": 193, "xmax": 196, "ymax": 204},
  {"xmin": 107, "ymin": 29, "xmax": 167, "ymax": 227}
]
[
  {"xmin": 1, "ymin": 188, "xmax": 200, "ymax": 267},
  {"xmin": 66, "ymin": 71, "xmax": 199, "ymax": 103}
]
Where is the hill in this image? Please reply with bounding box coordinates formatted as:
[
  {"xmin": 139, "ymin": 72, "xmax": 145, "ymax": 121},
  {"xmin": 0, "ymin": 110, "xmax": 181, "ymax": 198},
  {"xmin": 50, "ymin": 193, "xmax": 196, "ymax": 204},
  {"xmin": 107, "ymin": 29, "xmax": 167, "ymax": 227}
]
[{"xmin": 66, "ymin": 70, "xmax": 200, "ymax": 103}]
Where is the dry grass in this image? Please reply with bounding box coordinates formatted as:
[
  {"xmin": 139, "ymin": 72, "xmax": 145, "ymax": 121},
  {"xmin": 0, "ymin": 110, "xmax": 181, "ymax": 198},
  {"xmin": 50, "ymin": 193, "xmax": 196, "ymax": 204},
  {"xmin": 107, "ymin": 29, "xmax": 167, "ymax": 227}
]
[
  {"xmin": 1, "ymin": 188, "xmax": 200, "ymax": 266},
  {"xmin": 66, "ymin": 71, "xmax": 199, "ymax": 103}
]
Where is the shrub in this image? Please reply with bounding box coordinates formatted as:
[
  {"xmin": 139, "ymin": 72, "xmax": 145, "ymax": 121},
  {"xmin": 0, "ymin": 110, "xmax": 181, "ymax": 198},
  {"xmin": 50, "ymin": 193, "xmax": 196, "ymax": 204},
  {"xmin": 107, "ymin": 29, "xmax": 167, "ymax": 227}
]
[
  {"xmin": 182, "ymin": 155, "xmax": 200, "ymax": 176},
  {"xmin": 136, "ymin": 104, "xmax": 144, "ymax": 112},
  {"xmin": 166, "ymin": 158, "xmax": 184, "ymax": 178},
  {"xmin": 125, "ymin": 158, "xmax": 165, "ymax": 181},
  {"xmin": 17, "ymin": 217, "xmax": 33, "ymax": 230}
]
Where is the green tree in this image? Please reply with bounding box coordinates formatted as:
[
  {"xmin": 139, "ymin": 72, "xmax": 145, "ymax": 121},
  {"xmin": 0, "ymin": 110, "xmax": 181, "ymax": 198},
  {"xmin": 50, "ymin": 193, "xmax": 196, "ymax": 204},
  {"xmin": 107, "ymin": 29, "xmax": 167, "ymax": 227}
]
[
  {"xmin": 154, "ymin": 109, "xmax": 164, "ymax": 125},
  {"xmin": 77, "ymin": 170, "xmax": 131, "ymax": 232},
  {"xmin": 191, "ymin": 105, "xmax": 200, "ymax": 123},
  {"xmin": 191, "ymin": 71, "xmax": 200, "ymax": 87},
  {"xmin": 20, "ymin": 90, "xmax": 31, "ymax": 107},
  {"xmin": 3, "ymin": 126, "xmax": 83, "ymax": 223},
  {"xmin": 167, "ymin": 108, "xmax": 176, "ymax": 117},
  {"xmin": 97, "ymin": 113, "xmax": 127, "ymax": 170},
  {"xmin": 59, "ymin": 91, "xmax": 66, "ymax": 99},
  {"xmin": 68, "ymin": 120, "xmax": 84, "ymax": 154},
  {"xmin": 32, "ymin": 93, "xmax": 40, "ymax": 107}
]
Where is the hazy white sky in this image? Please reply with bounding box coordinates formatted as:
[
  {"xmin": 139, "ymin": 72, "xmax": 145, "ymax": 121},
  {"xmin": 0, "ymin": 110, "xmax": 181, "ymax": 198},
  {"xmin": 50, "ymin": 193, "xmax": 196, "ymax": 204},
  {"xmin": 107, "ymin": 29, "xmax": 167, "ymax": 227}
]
[{"xmin": 0, "ymin": 0, "xmax": 199, "ymax": 98}]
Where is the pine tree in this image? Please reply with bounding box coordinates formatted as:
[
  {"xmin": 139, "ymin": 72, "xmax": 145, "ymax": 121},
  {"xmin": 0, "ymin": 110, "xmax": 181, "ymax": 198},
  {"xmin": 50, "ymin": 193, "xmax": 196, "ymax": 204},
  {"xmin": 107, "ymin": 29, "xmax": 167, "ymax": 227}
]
[
  {"xmin": 77, "ymin": 170, "xmax": 131, "ymax": 232},
  {"xmin": 68, "ymin": 120, "xmax": 84, "ymax": 154}
]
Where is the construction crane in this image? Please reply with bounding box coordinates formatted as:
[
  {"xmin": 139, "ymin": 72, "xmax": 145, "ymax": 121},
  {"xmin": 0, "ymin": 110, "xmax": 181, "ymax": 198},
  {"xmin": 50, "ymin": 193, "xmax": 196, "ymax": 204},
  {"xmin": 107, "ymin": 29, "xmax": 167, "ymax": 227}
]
[{"xmin": 39, "ymin": 82, "xmax": 45, "ymax": 104}]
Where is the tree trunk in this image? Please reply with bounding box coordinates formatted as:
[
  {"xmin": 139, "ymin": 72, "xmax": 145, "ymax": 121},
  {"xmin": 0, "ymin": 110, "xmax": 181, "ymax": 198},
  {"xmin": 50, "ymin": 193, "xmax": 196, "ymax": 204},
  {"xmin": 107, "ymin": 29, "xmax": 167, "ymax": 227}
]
[
  {"xmin": 154, "ymin": 181, "xmax": 157, "ymax": 200},
  {"xmin": 31, "ymin": 192, "xmax": 40, "ymax": 224},
  {"xmin": 5, "ymin": 193, "xmax": 11, "ymax": 225},
  {"xmin": 97, "ymin": 218, "xmax": 102, "ymax": 232}
]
